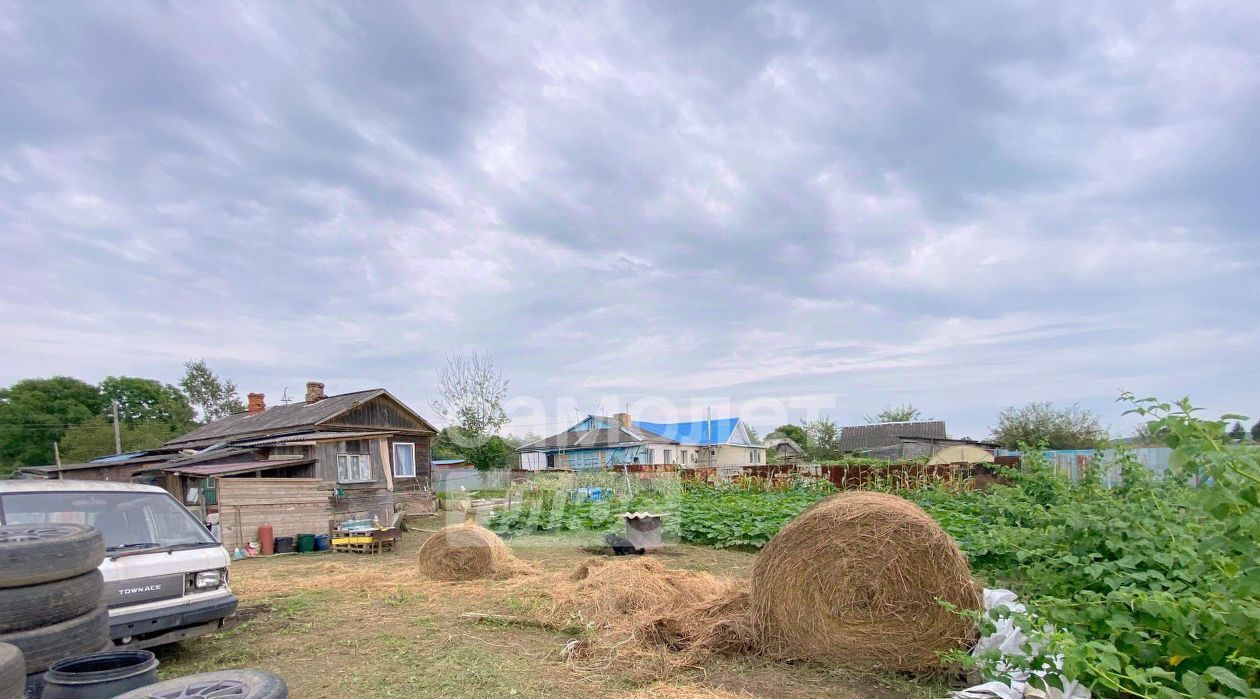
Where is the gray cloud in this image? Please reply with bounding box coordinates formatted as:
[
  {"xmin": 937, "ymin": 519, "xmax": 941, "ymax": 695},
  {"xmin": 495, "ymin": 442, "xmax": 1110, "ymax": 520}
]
[{"xmin": 1, "ymin": 0, "xmax": 1257, "ymax": 439}]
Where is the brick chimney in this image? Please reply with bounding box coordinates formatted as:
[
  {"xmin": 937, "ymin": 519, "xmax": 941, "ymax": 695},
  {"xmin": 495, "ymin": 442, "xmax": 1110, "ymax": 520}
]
[
  {"xmin": 247, "ymin": 393, "xmax": 265, "ymax": 414},
  {"xmin": 613, "ymin": 412, "xmax": 631, "ymax": 428},
  {"xmin": 305, "ymin": 381, "xmax": 326, "ymax": 403}
]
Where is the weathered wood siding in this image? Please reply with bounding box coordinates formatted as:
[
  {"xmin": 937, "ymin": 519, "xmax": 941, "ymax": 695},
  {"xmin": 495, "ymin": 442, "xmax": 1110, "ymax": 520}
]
[
  {"xmin": 387, "ymin": 435, "xmax": 433, "ymax": 491},
  {"xmin": 217, "ymin": 478, "xmax": 331, "ymax": 548},
  {"xmin": 329, "ymin": 487, "xmax": 395, "ymax": 524},
  {"xmin": 322, "ymin": 395, "xmax": 432, "ymax": 432}
]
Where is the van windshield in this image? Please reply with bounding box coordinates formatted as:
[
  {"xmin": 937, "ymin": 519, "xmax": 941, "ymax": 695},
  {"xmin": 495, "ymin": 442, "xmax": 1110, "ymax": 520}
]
[{"xmin": 0, "ymin": 491, "xmax": 217, "ymax": 552}]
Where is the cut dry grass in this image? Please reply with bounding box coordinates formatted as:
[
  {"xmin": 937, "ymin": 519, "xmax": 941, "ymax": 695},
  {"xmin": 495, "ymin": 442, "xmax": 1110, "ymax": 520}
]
[{"xmin": 159, "ymin": 529, "xmax": 945, "ymax": 699}]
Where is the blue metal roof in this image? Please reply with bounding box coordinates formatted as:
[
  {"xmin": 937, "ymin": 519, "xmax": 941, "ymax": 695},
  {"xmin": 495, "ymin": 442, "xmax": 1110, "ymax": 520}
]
[
  {"xmin": 432, "ymin": 459, "xmax": 466, "ymax": 466},
  {"xmin": 633, "ymin": 418, "xmax": 740, "ymax": 446}
]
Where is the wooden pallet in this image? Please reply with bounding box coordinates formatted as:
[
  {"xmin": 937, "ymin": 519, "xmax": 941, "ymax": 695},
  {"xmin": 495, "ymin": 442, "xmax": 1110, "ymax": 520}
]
[{"xmin": 331, "ymin": 528, "xmax": 399, "ymax": 554}]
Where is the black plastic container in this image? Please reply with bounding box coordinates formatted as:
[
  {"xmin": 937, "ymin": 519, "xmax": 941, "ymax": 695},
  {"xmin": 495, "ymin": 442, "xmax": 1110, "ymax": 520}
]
[
  {"xmin": 273, "ymin": 536, "xmax": 295, "ymax": 553},
  {"xmin": 40, "ymin": 650, "xmax": 159, "ymax": 699}
]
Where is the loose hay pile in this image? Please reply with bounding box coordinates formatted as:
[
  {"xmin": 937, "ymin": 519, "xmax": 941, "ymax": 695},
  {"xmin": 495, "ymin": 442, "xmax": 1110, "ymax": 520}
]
[
  {"xmin": 750, "ymin": 491, "xmax": 981, "ymax": 673},
  {"xmin": 417, "ymin": 523, "xmax": 532, "ymax": 581},
  {"xmin": 566, "ymin": 557, "xmax": 734, "ymax": 626},
  {"xmin": 547, "ymin": 557, "xmax": 750, "ymax": 677}
]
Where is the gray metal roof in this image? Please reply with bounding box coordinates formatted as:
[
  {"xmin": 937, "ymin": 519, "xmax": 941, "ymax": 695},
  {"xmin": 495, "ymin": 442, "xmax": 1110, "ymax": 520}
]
[
  {"xmin": 838, "ymin": 421, "xmax": 948, "ymax": 453},
  {"xmin": 518, "ymin": 421, "xmax": 678, "ymax": 452},
  {"xmin": 165, "ymin": 389, "xmax": 427, "ymax": 448},
  {"xmin": 164, "ymin": 447, "xmax": 259, "ymax": 466},
  {"xmin": 232, "ymin": 431, "xmax": 394, "ymax": 447},
  {"xmin": 161, "ymin": 458, "xmax": 316, "ymax": 477}
]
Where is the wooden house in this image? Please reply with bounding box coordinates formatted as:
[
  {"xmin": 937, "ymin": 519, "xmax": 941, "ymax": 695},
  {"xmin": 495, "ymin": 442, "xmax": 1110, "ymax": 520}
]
[{"xmin": 145, "ymin": 382, "xmax": 438, "ymax": 547}]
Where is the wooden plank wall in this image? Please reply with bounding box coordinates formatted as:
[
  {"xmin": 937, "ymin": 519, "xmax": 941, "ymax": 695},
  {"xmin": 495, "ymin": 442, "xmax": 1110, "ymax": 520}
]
[
  {"xmin": 218, "ymin": 478, "xmax": 332, "ymax": 550},
  {"xmin": 329, "ymin": 487, "xmax": 395, "ymax": 524},
  {"xmin": 323, "ymin": 396, "xmax": 428, "ymax": 431}
]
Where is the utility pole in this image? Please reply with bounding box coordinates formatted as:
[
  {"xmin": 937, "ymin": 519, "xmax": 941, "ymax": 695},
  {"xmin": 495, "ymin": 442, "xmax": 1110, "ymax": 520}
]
[
  {"xmin": 111, "ymin": 399, "xmax": 122, "ymax": 454},
  {"xmin": 53, "ymin": 441, "xmax": 61, "ymax": 466}
]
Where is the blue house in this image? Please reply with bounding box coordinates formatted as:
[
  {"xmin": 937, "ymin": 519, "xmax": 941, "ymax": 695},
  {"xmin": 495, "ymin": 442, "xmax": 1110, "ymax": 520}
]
[{"xmin": 517, "ymin": 413, "xmax": 765, "ymax": 470}]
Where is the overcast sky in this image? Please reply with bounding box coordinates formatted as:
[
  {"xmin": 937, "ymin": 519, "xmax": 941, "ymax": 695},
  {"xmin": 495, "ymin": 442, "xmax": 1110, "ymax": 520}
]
[{"xmin": 1, "ymin": 1, "xmax": 1257, "ymax": 439}]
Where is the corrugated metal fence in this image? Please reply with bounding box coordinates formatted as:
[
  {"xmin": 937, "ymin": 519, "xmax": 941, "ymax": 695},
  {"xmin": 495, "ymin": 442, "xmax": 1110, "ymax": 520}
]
[{"xmin": 995, "ymin": 448, "xmax": 1173, "ymax": 486}]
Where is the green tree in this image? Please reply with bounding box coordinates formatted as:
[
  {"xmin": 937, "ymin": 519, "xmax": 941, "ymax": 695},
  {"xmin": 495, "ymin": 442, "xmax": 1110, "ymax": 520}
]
[
  {"xmin": 1252, "ymin": 420, "xmax": 1260, "ymax": 442},
  {"xmin": 744, "ymin": 425, "xmax": 761, "ymax": 445},
  {"xmin": 0, "ymin": 377, "xmax": 103, "ymax": 472},
  {"xmin": 179, "ymin": 360, "xmax": 244, "ymax": 423},
  {"xmin": 865, "ymin": 403, "xmax": 922, "ymax": 423},
  {"xmin": 801, "ymin": 415, "xmax": 842, "ymax": 461},
  {"xmin": 99, "ymin": 376, "xmax": 194, "ymax": 430},
  {"xmin": 501, "ymin": 432, "xmax": 541, "ymax": 451},
  {"xmin": 768, "ymin": 424, "xmax": 809, "ymax": 449},
  {"xmin": 431, "ymin": 427, "xmax": 465, "ymax": 460},
  {"xmin": 989, "ymin": 401, "xmax": 1108, "ymax": 450},
  {"xmin": 1229, "ymin": 420, "xmax": 1247, "ymax": 441},
  {"xmin": 59, "ymin": 417, "xmax": 178, "ymax": 462},
  {"xmin": 465, "ymin": 435, "xmax": 512, "ymax": 471}
]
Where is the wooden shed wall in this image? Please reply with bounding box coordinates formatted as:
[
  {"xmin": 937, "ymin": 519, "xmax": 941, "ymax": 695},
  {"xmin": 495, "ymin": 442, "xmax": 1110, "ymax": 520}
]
[{"xmin": 218, "ymin": 478, "xmax": 331, "ymax": 549}]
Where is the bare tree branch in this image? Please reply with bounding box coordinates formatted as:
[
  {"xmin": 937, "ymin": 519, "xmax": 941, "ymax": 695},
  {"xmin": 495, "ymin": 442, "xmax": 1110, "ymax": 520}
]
[{"xmin": 429, "ymin": 351, "xmax": 509, "ymax": 445}]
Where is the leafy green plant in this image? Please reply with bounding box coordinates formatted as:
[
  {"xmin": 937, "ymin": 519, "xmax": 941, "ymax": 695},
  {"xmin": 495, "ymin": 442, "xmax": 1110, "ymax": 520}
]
[
  {"xmin": 946, "ymin": 396, "xmax": 1260, "ymax": 698},
  {"xmin": 492, "ymin": 397, "xmax": 1260, "ymax": 698}
]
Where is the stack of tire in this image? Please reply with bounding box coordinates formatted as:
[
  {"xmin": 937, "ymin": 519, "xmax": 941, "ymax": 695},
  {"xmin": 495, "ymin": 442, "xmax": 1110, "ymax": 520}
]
[{"xmin": 0, "ymin": 524, "xmax": 110, "ymax": 698}]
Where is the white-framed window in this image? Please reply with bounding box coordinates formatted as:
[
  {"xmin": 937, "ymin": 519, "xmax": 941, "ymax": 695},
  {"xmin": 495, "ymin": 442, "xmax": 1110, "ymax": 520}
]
[
  {"xmin": 337, "ymin": 453, "xmax": 373, "ymax": 483},
  {"xmin": 664, "ymin": 449, "xmax": 673, "ymax": 464},
  {"xmin": 393, "ymin": 442, "xmax": 416, "ymax": 478}
]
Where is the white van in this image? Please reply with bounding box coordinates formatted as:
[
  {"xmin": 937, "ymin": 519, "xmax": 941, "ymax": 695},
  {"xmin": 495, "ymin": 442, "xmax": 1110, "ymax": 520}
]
[{"xmin": 0, "ymin": 480, "xmax": 237, "ymax": 648}]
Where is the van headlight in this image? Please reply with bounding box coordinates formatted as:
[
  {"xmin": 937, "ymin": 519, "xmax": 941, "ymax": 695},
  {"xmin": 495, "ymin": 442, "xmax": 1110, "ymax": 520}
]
[{"xmin": 193, "ymin": 569, "xmax": 224, "ymax": 589}]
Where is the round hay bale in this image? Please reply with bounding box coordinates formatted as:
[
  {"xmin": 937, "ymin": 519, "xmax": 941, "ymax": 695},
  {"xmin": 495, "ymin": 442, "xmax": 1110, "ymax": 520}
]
[
  {"xmin": 416, "ymin": 523, "xmax": 527, "ymax": 581},
  {"xmin": 750, "ymin": 491, "xmax": 980, "ymax": 673}
]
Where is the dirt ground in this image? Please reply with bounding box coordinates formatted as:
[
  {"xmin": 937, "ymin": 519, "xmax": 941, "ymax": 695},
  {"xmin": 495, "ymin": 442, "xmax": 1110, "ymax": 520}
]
[{"xmin": 156, "ymin": 527, "xmax": 947, "ymax": 698}]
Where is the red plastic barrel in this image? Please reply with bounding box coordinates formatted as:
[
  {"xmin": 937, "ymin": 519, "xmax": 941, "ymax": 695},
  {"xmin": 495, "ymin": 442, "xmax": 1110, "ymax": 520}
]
[{"xmin": 258, "ymin": 524, "xmax": 274, "ymax": 556}]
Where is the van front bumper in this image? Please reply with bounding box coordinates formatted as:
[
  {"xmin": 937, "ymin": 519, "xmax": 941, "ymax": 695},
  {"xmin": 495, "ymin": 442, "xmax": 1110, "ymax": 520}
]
[{"xmin": 110, "ymin": 593, "xmax": 238, "ymax": 649}]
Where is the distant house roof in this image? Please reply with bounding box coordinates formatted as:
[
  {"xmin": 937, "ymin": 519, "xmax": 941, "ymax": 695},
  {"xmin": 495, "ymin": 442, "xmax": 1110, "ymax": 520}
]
[
  {"xmin": 633, "ymin": 418, "xmax": 742, "ymax": 446},
  {"xmin": 838, "ymin": 421, "xmax": 947, "ymax": 453},
  {"xmin": 765, "ymin": 436, "xmax": 804, "ymax": 454},
  {"xmin": 520, "ymin": 425, "xmax": 674, "ymax": 452},
  {"xmin": 165, "ymin": 389, "xmax": 434, "ymax": 448},
  {"xmin": 518, "ymin": 415, "xmax": 763, "ymax": 454}
]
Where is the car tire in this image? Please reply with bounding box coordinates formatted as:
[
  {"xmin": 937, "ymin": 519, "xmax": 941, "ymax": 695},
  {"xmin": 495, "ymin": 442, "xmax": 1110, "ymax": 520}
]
[
  {"xmin": 0, "ymin": 643, "xmax": 23, "ymax": 699},
  {"xmin": 0, "ymin": 569, "xmax": 104, "ymax": 634},
  {"xmin": 0, "ymin": 524, "xmax": 105, "ymax": 588},
  {"xmin": 112, "ymin": 669, "xmax": 289, "ymax": 698},
  {"xmin": 0, "ymin": 605, "xmax": 109, "ymax": 674}
]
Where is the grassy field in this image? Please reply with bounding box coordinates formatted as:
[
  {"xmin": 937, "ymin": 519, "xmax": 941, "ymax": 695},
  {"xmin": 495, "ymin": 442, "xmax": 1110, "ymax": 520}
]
[{"xmin": 155, "ymin": 527, "xmax": 947, "ymax": 698}]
